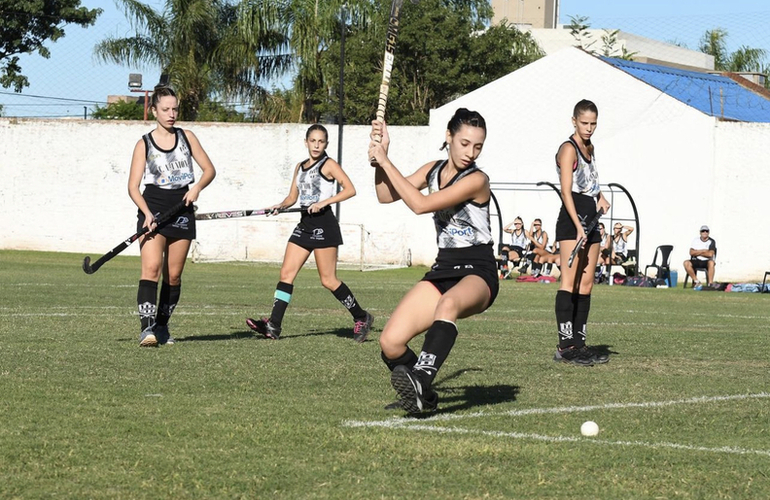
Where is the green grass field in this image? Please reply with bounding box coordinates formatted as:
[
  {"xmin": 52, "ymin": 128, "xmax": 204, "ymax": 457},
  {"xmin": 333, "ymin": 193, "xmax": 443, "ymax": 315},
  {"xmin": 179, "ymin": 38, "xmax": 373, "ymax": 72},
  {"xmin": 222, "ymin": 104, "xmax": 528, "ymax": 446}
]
[{"xmin": 1, "ymin": 249, "xmax": 769, "ymax": 499}]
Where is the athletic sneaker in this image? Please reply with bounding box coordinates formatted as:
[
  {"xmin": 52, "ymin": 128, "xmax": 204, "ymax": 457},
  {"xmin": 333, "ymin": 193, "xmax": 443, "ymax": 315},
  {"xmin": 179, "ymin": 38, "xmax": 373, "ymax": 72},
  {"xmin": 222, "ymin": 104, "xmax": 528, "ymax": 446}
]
[
  {"xmin": 353, "ymin": 312, "xmax": 374, "ymax": 343},
  {"xmin": 155, "ymin": 324, "xmax": 175, "ymax": 345},
  {"xmin": 139, "ymin": 327, "xmax": 158, "ymax": 347},
  {"xmin": 518, "ymin": 263, "xmax": 529, "ymax": 274},
  {"xmin": 246, "ymin": 317, "xmax": 281, "ymax": 339},
  {"xmin": 390, "ymin": 365, "xmax": 438, "ymax": 414},
  {"xmin": 553, "ymin": 345, "xmax": 594, "ymax": 366},
  {"xmin": 584, "ymin": 345, "xmax": 609, "ymax": 364}
]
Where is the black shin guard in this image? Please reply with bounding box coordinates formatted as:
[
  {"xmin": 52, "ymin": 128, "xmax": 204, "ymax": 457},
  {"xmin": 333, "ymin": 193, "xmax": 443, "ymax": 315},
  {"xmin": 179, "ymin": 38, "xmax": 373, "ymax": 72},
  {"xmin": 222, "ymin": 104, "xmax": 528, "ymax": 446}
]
[
  {"xmin": 137, "ymin": 280, "xmax": 158, "ymax": 332},
  {"xmin": 572, "ymin": 294, "xmax": 591, "ymax": 347},
  {"xmin": 156, "ymin": 281, "xmax": 181, "ymax": 326},
  {"xmin": 381, "ymin": 348, "xmax": 418, "ymax": 372},
  {"xmin": 269, "ymin": 281, "xmax": 293, "ymax": 327},
  {"xmin": 332, "ymin": 282, "xmax": 366, "ymax": 320},
  {"xmin": 413, "ymin": 320, "xmax": 458, "ymax": 387},
  {"xmin": 555, "ymin": 290, "xmax": 575, "ymax": 349}
]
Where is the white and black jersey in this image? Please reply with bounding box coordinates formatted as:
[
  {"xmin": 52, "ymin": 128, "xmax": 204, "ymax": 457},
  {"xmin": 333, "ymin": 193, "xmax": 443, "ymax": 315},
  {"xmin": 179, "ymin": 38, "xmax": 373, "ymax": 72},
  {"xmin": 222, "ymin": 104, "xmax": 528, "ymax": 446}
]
[
  {"xmin": 427, "ymin": 160, "xmax": 493, "ymax": 249},
  {"xmin": 555, "ymin": 137, "xmax": 600, "ymax": 197},
  {"xmin": 143, "ymin": 128, "xmax": 195, "ymax": 189},
  {"xmin": 510, "ymin": 230, "xmax": 528, "ymax": 249},
  {"xmin": 614, "ymin": 234, "xmax": 627, "ymax": 256},
  {"xmin": 296, "ymin": 154, "xmax": 336, "ymax": 208}
]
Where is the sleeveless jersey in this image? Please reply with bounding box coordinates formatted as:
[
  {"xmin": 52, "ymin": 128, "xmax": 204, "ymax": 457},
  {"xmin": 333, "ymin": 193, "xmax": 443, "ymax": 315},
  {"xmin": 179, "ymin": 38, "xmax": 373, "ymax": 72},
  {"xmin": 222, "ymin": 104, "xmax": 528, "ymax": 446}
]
[
  {"xmin": 296, "ymin": 155, "xmax": 336, "ymax": 208},
  {"xmin": 555, "ymin": 137, "xmax": 600, "ymax": 197},
  {"xmin": 142, "ymin": 128, "xmax": 195, "ymax": 189},
  {"xmin": 510, "ymin": 230, "xmax": 528, "ymax": 248},
  {"xmin": 614, "ymin": 234, "xmax": 627, "ymax": 255},
  {"xmin": 427, "ymin": 160, "xmax": 492, "ymax": 249}
]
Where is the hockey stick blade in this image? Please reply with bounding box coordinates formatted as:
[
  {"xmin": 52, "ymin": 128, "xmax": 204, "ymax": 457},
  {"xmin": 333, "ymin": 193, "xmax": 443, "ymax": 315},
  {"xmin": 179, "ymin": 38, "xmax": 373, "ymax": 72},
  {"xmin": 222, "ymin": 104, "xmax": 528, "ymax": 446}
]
[
  {"xmin": 82, "ymin": 201, "xmax": 186, "ymax": 275},
  {"xmin": 567, "ymin": 208, "xmax": 605, "ymax": 268},
  {"xmin": 195, "ymin": 207, "xmax": 304, "ymax": 221}
]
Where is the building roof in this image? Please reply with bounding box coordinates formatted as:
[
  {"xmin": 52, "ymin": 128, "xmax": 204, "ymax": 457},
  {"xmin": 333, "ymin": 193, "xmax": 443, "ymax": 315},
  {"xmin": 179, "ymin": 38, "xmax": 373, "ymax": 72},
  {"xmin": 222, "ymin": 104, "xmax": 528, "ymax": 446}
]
[{"xmin": 601, "ymin": 56, "xmax": 770, "ymax": 123}]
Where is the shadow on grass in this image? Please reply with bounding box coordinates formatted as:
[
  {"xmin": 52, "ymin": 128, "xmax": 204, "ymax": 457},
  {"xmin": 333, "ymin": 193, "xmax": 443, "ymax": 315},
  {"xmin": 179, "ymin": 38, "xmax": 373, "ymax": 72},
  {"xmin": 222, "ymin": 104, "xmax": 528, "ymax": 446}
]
[
  {"xmin": 587, "ymin": 344, "xmax": 617, "ymax": 358},
  {"xmin": 147, "ymin": 326, "xmax": 367, "ymax": 343},
  {"xmin": 396, "ymin": 368, "xmax": 521, "ymax": 418}
]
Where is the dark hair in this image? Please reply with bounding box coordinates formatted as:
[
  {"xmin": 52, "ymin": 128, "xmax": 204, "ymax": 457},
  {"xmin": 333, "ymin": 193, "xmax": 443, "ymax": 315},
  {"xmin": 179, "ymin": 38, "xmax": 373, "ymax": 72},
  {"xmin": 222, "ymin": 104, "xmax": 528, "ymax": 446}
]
[
  {"xmin": 440, "ymin": 108, "xmax": 487, "ymax": 150},
  {"xmin": 573, "ymin": 99, "xmax": 598, "ymax": 118},
  {"xmin": 305, "ymin": 124, "xmax": 329, "ymax": 142},
  {"xmin": 150, "ymin": 85, "xmax": 177, "ymax": 109}
]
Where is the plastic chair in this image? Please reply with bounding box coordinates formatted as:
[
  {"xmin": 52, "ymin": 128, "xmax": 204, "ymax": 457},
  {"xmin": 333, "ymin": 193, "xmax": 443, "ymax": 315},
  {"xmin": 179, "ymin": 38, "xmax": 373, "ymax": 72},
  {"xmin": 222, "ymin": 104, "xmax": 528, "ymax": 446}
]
[{"xmin": 644, "ymin": 245, "xmax": 674, "ymax": 286}]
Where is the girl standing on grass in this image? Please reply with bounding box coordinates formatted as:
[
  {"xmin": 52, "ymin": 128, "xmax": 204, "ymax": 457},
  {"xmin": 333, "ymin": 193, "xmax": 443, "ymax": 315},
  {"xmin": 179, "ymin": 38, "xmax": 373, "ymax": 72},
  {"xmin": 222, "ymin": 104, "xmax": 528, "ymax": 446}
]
[
  {"xmin": 129, "ymin": 85, "xmax": 217, "ymax": 347},
  {"xmin": 552, "ymin": 99, "xmax": 610, "ymax": 366},
  {"xmin": 246, "ymin": 124, "xmax": 373, "ymax": 342},
  {"xmin": 368, "ymin": 108, "xmax": 498, "ymax": 414}
]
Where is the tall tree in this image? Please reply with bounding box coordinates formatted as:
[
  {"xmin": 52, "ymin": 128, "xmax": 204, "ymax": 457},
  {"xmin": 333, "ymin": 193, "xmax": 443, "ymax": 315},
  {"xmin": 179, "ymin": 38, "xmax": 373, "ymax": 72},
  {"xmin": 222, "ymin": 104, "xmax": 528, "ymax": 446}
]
[
  {"xmin": 315, "ymin": 0, "xmax": 544, "ymax": 125},
  {"xmin": 236, "ymin": 0, "xmax": 373, "ymax": 123},
  {"xmin": 0, "ymin": 0, "xmax": 101, "ymax": 91},
  {"xmin": 94, "ymin": 0, "xmax": 290, "ymax": 121},
  {"xmin": 699, "ymin": 29, "xmax": 768, "ymax": 88}
]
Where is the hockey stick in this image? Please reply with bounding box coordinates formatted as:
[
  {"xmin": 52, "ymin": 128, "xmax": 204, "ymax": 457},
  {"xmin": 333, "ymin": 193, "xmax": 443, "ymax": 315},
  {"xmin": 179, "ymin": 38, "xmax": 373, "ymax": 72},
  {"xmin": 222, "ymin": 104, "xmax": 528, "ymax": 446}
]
[
  {"xmin": 375, "ymin": 0, "xmax": 407, "ymax": 124},
  {"xmin": 567, "ymin": 208, "xmax": 605, "ymax": 268},
  {"xmin": 195, "ymin": 207, "xmax": 304, "ymax": 221},
  {"xmin": 82, "ymin": 201, "xmax": 187, "ymax": 274}
]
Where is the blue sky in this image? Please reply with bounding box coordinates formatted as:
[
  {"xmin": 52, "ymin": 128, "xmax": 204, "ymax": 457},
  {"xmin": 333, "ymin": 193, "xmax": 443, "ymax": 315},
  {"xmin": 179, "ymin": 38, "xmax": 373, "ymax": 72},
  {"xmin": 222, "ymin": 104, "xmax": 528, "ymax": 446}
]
[{"xmin": 1, "ymin": 0, "xmax": 768, "ymax": 118}]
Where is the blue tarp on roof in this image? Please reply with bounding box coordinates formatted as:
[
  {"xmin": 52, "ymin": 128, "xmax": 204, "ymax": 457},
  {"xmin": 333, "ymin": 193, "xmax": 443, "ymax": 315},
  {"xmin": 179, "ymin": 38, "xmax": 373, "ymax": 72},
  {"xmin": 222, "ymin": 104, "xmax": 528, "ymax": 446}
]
[{"xmin": 601, "ymin": 56, "xmax": 770, "ymax": 123}]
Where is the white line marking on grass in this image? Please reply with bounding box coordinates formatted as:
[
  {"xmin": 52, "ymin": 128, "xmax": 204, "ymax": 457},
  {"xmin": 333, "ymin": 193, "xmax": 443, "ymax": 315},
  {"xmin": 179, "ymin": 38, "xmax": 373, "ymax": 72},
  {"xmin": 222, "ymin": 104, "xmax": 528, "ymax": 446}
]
[
  {"xmin": 343, "ymin": 393, "xmax": 770, "ymax": 458},
  {"xmin": 343, "ymin": 392, "xmax": 770, "ymax": 427},
  {"xmin": 383, "ymin": 424, "xmax": 770, "ymax": 458}
]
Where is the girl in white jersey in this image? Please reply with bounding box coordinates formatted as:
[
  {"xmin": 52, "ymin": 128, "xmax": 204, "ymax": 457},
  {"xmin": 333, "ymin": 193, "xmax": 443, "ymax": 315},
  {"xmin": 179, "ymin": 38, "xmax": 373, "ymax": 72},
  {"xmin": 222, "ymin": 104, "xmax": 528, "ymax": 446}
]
[
  {"xmin": 500, "ymin": 216, "xmax": 527, "ymax": 277},
  {"xmin": 128, "ymin": 85, "xmax": 216, "ymax": 347},
  {"xmin": 368, "ymin": 108, "xmax": 498, "ymax": 414},
  {"xmin": 246, "ymin": 124, "xmax": 373, "ymax": 342},
  {"xmin": 552, "ymin": 100, "xmax": 611, "ymax": 366}
]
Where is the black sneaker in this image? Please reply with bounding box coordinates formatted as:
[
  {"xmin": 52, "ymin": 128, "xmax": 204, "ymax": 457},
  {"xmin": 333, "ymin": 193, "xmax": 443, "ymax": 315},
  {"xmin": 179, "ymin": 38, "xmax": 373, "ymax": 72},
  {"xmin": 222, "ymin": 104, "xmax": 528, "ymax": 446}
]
[
  {"xmin": 583, "ymin": 345, "xmax": 610, "ymax": 364},
  {"xmin": 154, "ymin": 324, "xmax": 175, "ymax": 345},
  {"xmin": 246, "ymin": 317, "xmax": 281, "ymax": 339},
  {"xmin": 390, "ymin": 365, "xmax": 438, "ymax": 414},
  {"xmin": 353, "ymin": 312, "xmax": 374, "ymax": 343},
  {"xmin": 553, "ymin": 346, "xmax": 595, "ymax": 366}
]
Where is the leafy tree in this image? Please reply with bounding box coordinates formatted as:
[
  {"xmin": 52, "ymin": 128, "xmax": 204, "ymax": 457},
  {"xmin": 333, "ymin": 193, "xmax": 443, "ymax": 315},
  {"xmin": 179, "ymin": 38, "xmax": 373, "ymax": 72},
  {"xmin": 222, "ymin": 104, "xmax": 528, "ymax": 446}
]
[
  {"xmin": 94, "ymin": 0, "xmax": 290, "ymax": 121},
  {"xmin": 0, "ymin": 0, "xmax": 101, "ymax": 91},
  {"xmin": 196, "ymin": 100, "xmax": 246, "ymax": 122},
  {"xmin": 235, "ymin": 0, "xmax": 375, "ymax": 123},
  {"xmin": 315, "ymin": 0, "xmax": 544, "ymax": 125},
  {"xmin": 91, "ymin": 99, "xmax": 145, "ymax": 120},
  {"xmin": 567, "ymin": 15, "xmax": 595, "ymax": 52},
  {"xmin": 699, "ymin": 29, "xmax": 768, "ymax": 88}
]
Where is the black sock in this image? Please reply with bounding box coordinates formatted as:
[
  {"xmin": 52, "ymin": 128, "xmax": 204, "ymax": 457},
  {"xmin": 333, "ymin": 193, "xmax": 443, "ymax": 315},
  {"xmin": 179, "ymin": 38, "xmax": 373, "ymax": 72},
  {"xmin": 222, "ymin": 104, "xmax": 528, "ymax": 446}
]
[
  {"xmin": 156, "ymin": 281, "xmax": 181, "ymax": 326},
  {"xmin": 380, "ymin": 347, "xmax": 418, "ymax": 372},
  {"xmin": 269, "ymin": 281, "xmax": 293, "ymax": 327},
  {"xmin": 555, "ymin": 290, "xmax": 575, "ymax": 349},
  {"xmin": 137, "ymin": 280, "xmax": 158, "ymax": 332},
  {"xmin": 572, "ymin": 294, "xmax": 591, "ymax": 347},
  {"xmin": 500, "ymin": 250, "xmax": 509, "ymax": 270},
  {"xmin": 413, "ymin": 320, "xmax": 458, "ymax": 387},
  {"xmin": 332, "ymin": 282, "xmax": 366, "ymax": 319}
]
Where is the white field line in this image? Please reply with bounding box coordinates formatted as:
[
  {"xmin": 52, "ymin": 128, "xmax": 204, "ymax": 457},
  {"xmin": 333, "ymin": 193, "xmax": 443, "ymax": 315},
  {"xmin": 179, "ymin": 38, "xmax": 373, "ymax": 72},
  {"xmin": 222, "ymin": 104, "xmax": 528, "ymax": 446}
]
[
  {"xmin": 343, "ymin": 393, "xmax": 770, "ymax": 457},
  {"xmin": 344, "ymin": 393, "xmax": 770, "ymax": 428},
  {"xmin": 379, "ymin": 424, "xmax": 770, "ymax": 458}
]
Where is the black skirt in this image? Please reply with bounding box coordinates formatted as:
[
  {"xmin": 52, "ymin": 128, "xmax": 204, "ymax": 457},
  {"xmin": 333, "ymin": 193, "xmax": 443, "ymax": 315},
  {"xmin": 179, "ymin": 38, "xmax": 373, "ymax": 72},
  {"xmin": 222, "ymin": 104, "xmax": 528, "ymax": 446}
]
[
  {"xmin": 421, "ymin": 244, "xmax": 499, "ymax": 308},
  {"xmin": 555, "ymin": 192, "xmax": 601, "ymax": 244},
  {"xmin": 137, "ymin": 184, "xmax": 196, "ymax": 240},
  {"xmin": 288, "ymin": 207, "xmax": 343, "ymax": 249}
]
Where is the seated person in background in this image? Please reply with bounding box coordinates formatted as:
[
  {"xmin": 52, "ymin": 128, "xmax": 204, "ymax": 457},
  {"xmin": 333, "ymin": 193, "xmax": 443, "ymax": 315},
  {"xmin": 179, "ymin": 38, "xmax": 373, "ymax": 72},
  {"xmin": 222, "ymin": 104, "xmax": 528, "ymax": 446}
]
[
  {"xmin": 521, "ymin": 218, "xmax": 548, "ymax": 275},
  {"xmin": 683, "ymin": 225, "xmax": 717, "ymax": 287},
  {"xmin": 500, "ymin": 216, "xmax": 528, "ymax": 278},
  {"xmin": 611, "ymin": 222, "xmax": 634, "ymax": 265},
  {"xmin": 598, "ymin": 222, "xmax": 612, "ymax": 266}
]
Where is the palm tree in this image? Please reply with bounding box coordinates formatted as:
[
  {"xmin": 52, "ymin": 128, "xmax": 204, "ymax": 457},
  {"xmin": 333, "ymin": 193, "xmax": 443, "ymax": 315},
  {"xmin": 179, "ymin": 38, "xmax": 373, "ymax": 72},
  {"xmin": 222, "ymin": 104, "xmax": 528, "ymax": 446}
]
[{"xmin": 94, "ymin": 0, "xmax": 290, "ymax": 121}]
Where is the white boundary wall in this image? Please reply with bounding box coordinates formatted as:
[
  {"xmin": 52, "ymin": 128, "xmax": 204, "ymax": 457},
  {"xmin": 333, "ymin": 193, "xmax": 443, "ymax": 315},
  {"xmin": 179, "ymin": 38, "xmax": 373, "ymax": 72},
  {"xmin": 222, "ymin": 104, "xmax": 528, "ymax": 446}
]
[
  {"xmin": 2, "ymin": 48, "xmax": 768, "ymax": 279},
  {"xmin": 0, "ymin": 119, "xmax": 437, "ymax": 267}
]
